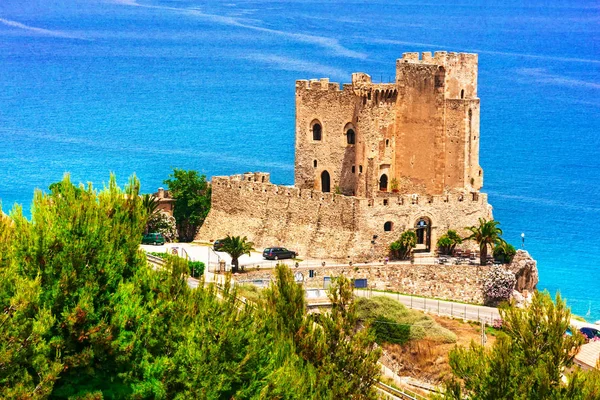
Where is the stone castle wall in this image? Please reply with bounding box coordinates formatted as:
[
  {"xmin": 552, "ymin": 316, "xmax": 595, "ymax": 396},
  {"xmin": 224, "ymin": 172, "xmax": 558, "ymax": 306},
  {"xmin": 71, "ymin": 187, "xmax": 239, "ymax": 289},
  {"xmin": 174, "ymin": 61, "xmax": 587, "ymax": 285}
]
[
  {"xmin": 294, "ymin": 51, "xmax": 483, "ymax": 198},
  {"xmin": 196, "ymin": 172, "xmax": 492, "ymax": 260},
  {"xmin": 238, "ymin": 263, "xmax": 488, "ymax": 304}
]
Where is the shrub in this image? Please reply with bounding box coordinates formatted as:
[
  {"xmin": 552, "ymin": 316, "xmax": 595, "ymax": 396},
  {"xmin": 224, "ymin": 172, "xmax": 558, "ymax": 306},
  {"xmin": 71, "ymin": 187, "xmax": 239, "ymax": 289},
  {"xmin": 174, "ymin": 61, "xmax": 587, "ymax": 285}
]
[
  {"xmin": 189, "ymin": 261, "xmax": 205, "ymax": 277},
  {"xmin": 436, "ymin": 229, "xmax": 462, "ymax": 255},
  {"xmin": 355, "ymin": 296, "xmax": 456, "ymax": 344},
  {"xmin": 146, "ymin": 211, "xmax": 177, "ymax": 242},
  {"xmin": 493, "ymin": 241, "xmax": 516, "ymax": 264},
  {"xmin": 370, "ymin": 316, "xmax": 411, "ymax": 345},
  {"xmin": 482, "ymin": 266, "xmax": 516, "ymax": 306},
  {"xmin": 389, "ymin": 230, "xmax": 417, "ymax": 260}
]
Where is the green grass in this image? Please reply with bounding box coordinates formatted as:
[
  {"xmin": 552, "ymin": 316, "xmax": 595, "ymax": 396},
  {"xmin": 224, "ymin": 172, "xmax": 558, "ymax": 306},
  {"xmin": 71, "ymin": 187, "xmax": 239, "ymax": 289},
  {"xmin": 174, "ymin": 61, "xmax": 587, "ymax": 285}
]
[
  {"xmin": 355, "ymin": 288, "xmax": 482, "ymax": 306},
  {"xmin": 355, "ymin": 296, "xmax": 457, "ymax": 344}
]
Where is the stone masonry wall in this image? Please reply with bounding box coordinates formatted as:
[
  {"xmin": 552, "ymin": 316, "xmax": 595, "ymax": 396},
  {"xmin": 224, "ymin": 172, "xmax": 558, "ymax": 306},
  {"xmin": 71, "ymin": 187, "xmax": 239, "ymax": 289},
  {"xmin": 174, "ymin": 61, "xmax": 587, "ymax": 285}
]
[
  {"xmin": 196, "ymin": 173, "xmax": 492, "ymax": 261},
  {"xmin": 238, "ymin": 263, "xmax": 488, "ymax": 304}
]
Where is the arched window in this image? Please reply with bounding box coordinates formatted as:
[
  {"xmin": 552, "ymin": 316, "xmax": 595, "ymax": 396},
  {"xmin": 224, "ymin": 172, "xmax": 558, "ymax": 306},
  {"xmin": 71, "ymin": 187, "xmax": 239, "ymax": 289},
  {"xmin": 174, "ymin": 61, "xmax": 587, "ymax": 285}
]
[
  {"xmin": 384, "ymin": 221, "xmax": 393, "ymax": 232},
  {"xmin": 379, "ymin": 174, "xmax": 388, "ymax": 191},
  {"xmin": 312, "ymin": 122, "xmax": 322, "ymax": 141},
  {"xmin": 461, "ymin": 89, "xmax": 465, "ymax": 99},
  {"xmin": 346, "ymin": 128, "xmax": 355, "ymax": 145},
  {"xmin": 321, "ymin": 170, "xmax": 330, "ymax": 193}
]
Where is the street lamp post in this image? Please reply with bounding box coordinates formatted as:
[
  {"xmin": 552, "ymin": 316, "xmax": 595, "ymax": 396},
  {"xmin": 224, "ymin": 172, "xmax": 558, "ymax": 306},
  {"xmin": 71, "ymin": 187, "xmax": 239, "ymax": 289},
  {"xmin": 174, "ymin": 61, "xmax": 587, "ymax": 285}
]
[{"xmin": 521, "ymin": 232, "xmax": 525, "ymax": 249}]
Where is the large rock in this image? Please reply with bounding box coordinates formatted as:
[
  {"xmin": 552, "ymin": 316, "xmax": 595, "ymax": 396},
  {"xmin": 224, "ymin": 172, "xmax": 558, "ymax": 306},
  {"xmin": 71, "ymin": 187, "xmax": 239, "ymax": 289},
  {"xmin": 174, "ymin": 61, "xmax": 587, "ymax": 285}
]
[{"xmin": 506, "ymin": 250, "xmax": 538, "ymax": 292}]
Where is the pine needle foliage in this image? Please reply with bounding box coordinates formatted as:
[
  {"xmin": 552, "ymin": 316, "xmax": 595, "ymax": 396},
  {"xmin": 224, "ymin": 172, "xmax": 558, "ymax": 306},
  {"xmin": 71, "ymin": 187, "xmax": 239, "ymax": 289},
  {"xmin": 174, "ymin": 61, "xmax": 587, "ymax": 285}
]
[
  {"xmin": 0, "ymin": 177, "xmax": 382, "ymax": 399},
  {"xmin": 441, "ymin": 291, "xmax": 599, "ymax": 400}
]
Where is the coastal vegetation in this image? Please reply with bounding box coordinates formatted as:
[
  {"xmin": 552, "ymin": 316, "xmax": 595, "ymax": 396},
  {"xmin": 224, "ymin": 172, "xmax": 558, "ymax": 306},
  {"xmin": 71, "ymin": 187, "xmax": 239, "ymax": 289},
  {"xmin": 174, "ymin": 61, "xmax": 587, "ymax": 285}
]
[
  {"xmin": 355, "ymin": 296, "xmax": 457, "ymax": 344},
  {"xmin": 441, "ymin": 291, "xmax": 600, "ymax": 399},
  {"xmin": 220, "ymin": 235, "xmax": 255, "ymax": 273},
  {"xmin": 163, "ymin": 168, "xmax": 211, "ymax": 242},
  {"xmin": 389, "ymin": 230, "xmax": 417, "ymax": 260},
  {"xmin": 0, "ymin": 175, "xmax": 380, "ymax": 399},
  {"xmin": 436, "ymin": 229, "xmax": 462, "ymax": 256},
  {"xmin": 464, "ymin": 218, "xmax": 505, "ymax": 265}
]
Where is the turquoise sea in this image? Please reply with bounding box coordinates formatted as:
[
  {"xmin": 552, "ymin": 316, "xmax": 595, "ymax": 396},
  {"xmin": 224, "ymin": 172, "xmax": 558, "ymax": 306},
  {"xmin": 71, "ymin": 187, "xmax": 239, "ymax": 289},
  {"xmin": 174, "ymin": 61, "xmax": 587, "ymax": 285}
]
[{"xmin": 0, "ymin": 1, "xmax": 598, "ymax": 320}]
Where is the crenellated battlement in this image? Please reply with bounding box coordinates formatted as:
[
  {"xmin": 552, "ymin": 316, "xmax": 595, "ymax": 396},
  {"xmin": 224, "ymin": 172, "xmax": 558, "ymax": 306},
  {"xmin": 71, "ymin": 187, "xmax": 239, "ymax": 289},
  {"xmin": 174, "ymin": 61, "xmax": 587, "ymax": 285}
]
[
  {"xmin": 399, "ymin": 51, "xmax": 477, "ymax": 66},
  {"xmin": 295, "ymin": 78, "xmax": 349, "ymax": 92},
  {"xmin": 199, "ymin": 51, "xmax": 489, "ymax": 260}
]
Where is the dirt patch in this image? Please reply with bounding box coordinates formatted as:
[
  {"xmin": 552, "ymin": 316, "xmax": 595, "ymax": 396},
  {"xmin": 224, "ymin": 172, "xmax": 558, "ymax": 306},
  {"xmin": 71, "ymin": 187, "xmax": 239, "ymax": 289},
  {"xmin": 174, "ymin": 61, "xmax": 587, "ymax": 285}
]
[{"xmin": 381, "ymin": 315, "xmax": 497, "ymax": 385}]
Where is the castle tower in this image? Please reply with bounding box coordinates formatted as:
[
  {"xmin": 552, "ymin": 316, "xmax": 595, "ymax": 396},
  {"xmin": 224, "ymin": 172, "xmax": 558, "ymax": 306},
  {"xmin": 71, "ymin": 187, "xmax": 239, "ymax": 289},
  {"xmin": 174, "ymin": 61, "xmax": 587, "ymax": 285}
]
[{"xmin": 294, "ymin": 52, "xmax": 483, "ymax": 198}]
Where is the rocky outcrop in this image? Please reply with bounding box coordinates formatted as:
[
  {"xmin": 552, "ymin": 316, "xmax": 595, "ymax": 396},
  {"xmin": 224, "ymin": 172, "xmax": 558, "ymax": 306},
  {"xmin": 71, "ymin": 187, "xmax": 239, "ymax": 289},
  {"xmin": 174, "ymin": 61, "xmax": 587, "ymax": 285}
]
[{"xmin": 506, "ymin": 250, "xmax": 538, "ymax": 292}]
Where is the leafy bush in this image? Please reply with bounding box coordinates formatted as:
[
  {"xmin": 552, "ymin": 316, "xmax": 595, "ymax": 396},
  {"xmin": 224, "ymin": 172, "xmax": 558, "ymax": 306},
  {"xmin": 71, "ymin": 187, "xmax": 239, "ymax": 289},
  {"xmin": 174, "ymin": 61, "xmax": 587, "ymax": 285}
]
[
  {"xmin": 389, "ymin": 230, "xmax": 417, "ymax": 260},
  {"xmin": 370, "ymin": 316, "xmax": 411, "ymax": 344},
  {"xmin": 355, "ymin": 296, "xmax": 456, "ymax": 344},
  {"xmin": 146, "ymin": 210, "xmax": 177, "ymax": 242},
  {"xmin": 188, "ymin": 260, "xmax": 205, "ymax": 276},
  {"xmin": 436, "ymin": 229, "xmax": 462, "ymax": 255},
  {"xmin": 149, "ymin": 251, "xmax": 170, "ymax": 259},
  {"xmin": 482, "ymin": 266, "xmax": 516, "ymax": 306},
  {"xmin": 493, "ymin": 241, "xmax": 516, "ymax": 264}
]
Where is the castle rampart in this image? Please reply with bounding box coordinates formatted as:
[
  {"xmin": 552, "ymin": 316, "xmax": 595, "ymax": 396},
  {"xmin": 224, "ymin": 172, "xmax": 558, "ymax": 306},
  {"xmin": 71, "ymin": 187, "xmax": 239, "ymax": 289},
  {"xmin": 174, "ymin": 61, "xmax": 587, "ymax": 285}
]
[
  {"xmin": 197, "ymin": 52, "xmax": 491, "ymax": 259},
  {"xmin": 198, "ymin": 173, "xmax": 492, "ymax": 260}
]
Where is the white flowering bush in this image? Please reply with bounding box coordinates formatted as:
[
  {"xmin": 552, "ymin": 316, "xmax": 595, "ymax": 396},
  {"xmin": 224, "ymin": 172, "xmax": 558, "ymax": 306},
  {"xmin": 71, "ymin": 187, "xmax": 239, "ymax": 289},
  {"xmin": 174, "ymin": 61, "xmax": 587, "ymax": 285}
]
[
  {"xmin": 147, "ymin": 211, "xmax": 178, "ymax": 242},
  {"xmin": 483, "ymin": 266, "xmax": 516, "ymax": 306}
]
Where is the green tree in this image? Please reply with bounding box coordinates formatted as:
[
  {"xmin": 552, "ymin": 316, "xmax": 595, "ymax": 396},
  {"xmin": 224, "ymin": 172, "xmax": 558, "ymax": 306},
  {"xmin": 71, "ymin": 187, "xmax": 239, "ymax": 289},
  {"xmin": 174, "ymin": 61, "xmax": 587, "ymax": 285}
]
[
  {"xmin": 163, "ymin": 168, "xmax": 211, "ymax": 242},
  {"xmin": 141, "ymin": 194, "xmax": 160, "ymax": 233},
  {"xmin": 464, "ymin": 218, "xmax": 504, "ymax": 265},
  {"xmin": 262, "ymin": 265, "xmax": 381, "ymax": 398},
  {"xmin": 220, "ymin": 235, "xmax": 255, "ymax": 273},
  {"xmin": 389, "ymin": 230, "xmax": 417, "ymax": 260},
  {"xmin": 493, "ymin": 241, "xmax": 517, "ymax": 264},
  {"xmin": 437, "ymin": 229, "xmax": 463, "ymax": 255},
  {"xmin": 1, "ymin": 177, "xmax": 382, "ymax": 399},
  {"xmin": 442, "ymin": 291, "xmax": 594, "ymax": 400}
]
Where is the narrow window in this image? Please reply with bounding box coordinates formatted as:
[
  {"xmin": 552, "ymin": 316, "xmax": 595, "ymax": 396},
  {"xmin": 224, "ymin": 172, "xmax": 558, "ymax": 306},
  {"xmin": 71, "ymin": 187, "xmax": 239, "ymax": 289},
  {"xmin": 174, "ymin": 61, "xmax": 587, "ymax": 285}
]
[
  {"xmin": 346, "ymin": 129, "xmax": 355, "ymax": 145},
  {"xmin": 351, "ymin": 166, "xmax": 356, "ymax": 174},
  {"xmin": 383, "ymin": 199, "xmax": 388, "ymax": 206},
  {"xmin": 313, "ymin": 160, "xmax": 317, "ymax": 168},
  {"xmin": 384, "ymin": 221, "xmax": 393, "ymax": 231},
  {"xmin": 385, "ymin": 139, "xmax": 390, "ymax": 147},
  {"xmin": 321, "ymin": 170, "xmax": 330, "ymax": 193},
  {"xmin": 312, "ymin": 122, "xmax": 322, "ymax": 141},
  {"xmin": 461, "ymin": 89, "xmax": 465, "ymax": 99},
  {"xmin": 359, "ymin": 165, "xmax": 363, "ymax": 173}
]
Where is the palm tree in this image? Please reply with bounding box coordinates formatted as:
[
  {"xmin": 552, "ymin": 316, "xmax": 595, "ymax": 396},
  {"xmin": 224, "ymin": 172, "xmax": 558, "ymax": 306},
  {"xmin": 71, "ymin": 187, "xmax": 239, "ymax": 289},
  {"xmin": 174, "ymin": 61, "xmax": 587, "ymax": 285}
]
[
  {"xmin": 464, "ymin": 218, "xmax": 505, "ymax": 266},
  {"xmin": 141, "ymin": 194, "xmax": 160, "ymax": 234},
  {"xmin": 220, "ymin": 235, "xmax": 255, "ymax": 273}
]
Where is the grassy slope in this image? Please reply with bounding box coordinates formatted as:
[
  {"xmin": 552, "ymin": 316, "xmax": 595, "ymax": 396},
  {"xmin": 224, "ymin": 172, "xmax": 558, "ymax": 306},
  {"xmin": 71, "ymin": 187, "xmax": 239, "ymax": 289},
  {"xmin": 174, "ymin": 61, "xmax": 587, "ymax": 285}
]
[{"xmin": 355, "ymin": 296, "xmax": 457, "ymax": 343}]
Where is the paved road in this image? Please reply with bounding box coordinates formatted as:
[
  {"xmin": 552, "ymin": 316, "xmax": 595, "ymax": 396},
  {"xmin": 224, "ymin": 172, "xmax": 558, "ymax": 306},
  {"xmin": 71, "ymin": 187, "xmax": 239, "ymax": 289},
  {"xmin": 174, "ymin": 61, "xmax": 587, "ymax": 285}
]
[{"xmin": 354, "ymin": 289, "xmax": 502, "ymax": 324}]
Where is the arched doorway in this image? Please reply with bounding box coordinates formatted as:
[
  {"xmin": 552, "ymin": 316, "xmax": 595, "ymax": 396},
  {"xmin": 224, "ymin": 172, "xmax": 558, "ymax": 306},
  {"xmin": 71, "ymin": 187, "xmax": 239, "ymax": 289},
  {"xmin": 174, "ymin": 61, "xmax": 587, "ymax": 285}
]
[
  {"xmin": 321, "ymin": 170, "xmax": 330, "ymax": 193},
  {"xmin": 415, "ymin": 217, "xmax": 431, "ymax": 252},
  {"xmin": 379, "ymin": 174, "xmax": 388, "ymax": 191}
]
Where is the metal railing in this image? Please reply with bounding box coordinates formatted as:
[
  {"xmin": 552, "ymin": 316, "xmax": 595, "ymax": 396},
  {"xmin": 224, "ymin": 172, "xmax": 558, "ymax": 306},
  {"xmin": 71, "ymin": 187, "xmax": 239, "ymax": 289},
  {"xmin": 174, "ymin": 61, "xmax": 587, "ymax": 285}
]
[{"xmin": 355, "ymin": 288, "xmax": 501, "ymax": 325}]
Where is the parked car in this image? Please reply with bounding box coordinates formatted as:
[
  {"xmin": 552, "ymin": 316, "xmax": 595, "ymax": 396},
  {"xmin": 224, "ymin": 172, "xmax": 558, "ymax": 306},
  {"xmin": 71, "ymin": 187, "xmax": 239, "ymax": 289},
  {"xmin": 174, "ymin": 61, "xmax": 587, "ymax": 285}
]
[
  {"xmin": 579, "ymin": 327, "xmax": 600, "ymax": 341},
  {"xmin": 142, "ymin": 232, "xmax": 165, "ymax": 245},
  {"xmin": 213, "ymin": 239, "xmax": 225, "ymax": 251},
  {"xmin": 263, "ymin": 247, "xmax": 297, "ymax": 260}
]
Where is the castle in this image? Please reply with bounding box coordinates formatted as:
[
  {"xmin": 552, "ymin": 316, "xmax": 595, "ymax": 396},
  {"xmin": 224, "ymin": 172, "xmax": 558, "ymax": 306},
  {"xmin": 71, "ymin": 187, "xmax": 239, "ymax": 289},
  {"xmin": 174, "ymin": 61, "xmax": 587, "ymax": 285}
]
[{"xmin": 197, "ymin": 52, "xmax": 493, "ymax": 260}]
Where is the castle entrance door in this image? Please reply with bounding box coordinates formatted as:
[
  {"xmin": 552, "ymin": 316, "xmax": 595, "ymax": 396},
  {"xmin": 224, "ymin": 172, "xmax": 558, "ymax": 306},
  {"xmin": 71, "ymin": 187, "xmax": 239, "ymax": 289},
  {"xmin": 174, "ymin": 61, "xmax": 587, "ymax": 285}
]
[
  {"xmin": 321, "ymin": 171, "xmax": 330, "ymax": 193},
  {"xmin": 415, "ymin": 217, "xmax": 431, "ymax": 252}
]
